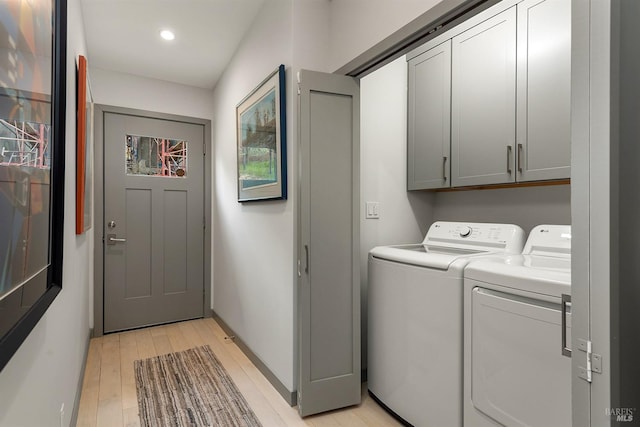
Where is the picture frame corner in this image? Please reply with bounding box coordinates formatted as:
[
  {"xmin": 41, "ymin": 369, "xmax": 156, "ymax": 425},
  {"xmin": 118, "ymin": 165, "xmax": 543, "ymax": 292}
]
[{"xmin": 236, "ymin": 65, "xmax": 287, "ymax": 203}]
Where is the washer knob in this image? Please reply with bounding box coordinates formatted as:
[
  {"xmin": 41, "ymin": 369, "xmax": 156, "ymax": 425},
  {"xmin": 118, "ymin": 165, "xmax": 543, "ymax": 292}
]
[{"xmin": 460, "ymin": 226, "xmax": 472, "ymax": 237}]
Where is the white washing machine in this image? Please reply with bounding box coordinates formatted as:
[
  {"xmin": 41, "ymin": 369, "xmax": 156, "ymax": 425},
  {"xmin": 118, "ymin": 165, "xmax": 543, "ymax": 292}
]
[
  {"xmin": 463, "ymin": 225, "xmax": 572, "ymax": 427},
  {"xmin": 368, "ymin": 221, "xmax": 525, "ymax": 427}
]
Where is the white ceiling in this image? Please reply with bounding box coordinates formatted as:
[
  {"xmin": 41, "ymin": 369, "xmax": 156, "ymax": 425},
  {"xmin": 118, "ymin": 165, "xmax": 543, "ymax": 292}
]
[{"xmin": 81, "ymin": 0, "xmax": 266, "ymax": 89}]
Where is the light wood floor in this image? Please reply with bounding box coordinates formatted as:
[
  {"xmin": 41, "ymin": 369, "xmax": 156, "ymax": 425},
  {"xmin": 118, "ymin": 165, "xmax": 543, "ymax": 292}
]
[{"xmin": 76, "ymin": 318, "xmax": 401, "ymax": 427}]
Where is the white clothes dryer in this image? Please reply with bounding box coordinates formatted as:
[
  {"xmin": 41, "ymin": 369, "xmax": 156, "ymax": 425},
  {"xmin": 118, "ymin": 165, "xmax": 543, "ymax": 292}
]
[
  {"xmin": 368, "ymin": 221, "xmax": 525, "ymax": 427},
  {"xmin": 463, "ymin": 224, "xmax": 572, "ymax": 427}
]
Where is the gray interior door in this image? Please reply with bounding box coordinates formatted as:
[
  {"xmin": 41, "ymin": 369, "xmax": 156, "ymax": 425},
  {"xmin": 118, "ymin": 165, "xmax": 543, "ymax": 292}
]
[
  {"xmin": 297, "ymin": 70, "xmax": 361, "ymax": 417},
  {"xmin": 103, "ymin": 112, "xmax": 204, "ymax": 333}
]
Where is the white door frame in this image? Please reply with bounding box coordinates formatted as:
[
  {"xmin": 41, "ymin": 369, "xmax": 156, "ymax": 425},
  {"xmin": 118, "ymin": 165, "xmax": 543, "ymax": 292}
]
[
  {"xmin": 93, "ymin": 105, "xmax": 212, "ymax": 336},
  {"xmin": 571, "ymin": 0, "xmax": 618, "ymax": 424}
]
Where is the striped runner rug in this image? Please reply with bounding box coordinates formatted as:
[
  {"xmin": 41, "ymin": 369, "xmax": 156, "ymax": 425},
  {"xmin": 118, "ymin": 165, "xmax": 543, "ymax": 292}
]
[{"xmin": 135, "ymin": 345, "xmax": 262, "ymax": 427}]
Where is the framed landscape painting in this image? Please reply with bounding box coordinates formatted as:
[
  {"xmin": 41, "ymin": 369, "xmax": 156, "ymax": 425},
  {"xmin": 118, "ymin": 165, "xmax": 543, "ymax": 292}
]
[{"xmin": 236, "ymin": 65, "xmax": 287, "ymax": 202}]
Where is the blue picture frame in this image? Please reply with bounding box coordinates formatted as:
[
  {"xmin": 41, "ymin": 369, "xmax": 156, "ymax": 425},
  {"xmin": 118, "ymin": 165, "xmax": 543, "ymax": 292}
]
[{"xmin": 236, "ymin": 65, "xmax": 287, "ymax": 202}]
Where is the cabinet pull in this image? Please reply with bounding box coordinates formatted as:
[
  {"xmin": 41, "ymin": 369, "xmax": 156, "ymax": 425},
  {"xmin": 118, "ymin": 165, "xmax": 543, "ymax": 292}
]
[
  {"xmin": 561, "ymin": 294, "xmax": 571, "ymax": 357},
  {"xmin": 442, "ymin": 156, "xmax": 447, "ymax": 181},
  {"xmin": 507, "ymin": 145, "xmax": 513, "ymax": 174},
  {"xmin": 304, "ymin": 244, "xmax": 309, "ymax": 274},
  {"xmin": 517, "ymin": 143, "xmax": 523, "ymax": 173}
]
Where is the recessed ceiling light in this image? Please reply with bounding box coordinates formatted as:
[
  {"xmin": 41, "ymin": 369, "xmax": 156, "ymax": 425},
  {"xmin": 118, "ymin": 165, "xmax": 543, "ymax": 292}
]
[{"xmin": 160, "ymin": 30, "xmax": 175, "ymax": 41}]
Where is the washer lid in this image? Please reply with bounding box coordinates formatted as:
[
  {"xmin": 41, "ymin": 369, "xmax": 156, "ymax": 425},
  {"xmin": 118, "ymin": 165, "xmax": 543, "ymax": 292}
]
[
  {"xmin": 464, "ymin": 255, "xmax": 571, "ymax": 297},
  {"xmin": 370, "ymin": 244, "xmax": 491, "ymax": 270}
]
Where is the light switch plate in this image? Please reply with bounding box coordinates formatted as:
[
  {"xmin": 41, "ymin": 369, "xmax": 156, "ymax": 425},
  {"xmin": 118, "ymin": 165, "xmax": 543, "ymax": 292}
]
[{"xmin": 366, "ymin": 202, "xmax": 380, "ymax": 219}]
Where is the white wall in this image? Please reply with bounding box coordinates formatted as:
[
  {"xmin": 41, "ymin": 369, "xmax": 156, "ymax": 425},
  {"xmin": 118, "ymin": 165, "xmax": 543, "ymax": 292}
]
[
  {"xmin": 433, "ymin": 185, "xmax": 572, "ymax": 233},
  {"xmin": 361, "ymin": 57, "xmax": 434, "ymax": 247},
  {"xmin": 0, "ymin": 0, "xmax": 91, "ymax": 425},
  {"xmin": 292, "ymin": 0, "xmax": 331, "ymax": 73},
  {"xmin": 328, "ymin": 0, "xmax": 442, "ymax": 71},
  {"xmin": 211, "ymin": 0, "xmax": 297, "ymax": 392},
  {"xmin": 90, "ymin": 67, "xmax": 214, "ymax": 120},
  {"xmin": 211, "ymin": 0, "xmax": 332, "ymax": 393},
  {"xmin": 360, "ymin": 56, "xmax": 434, "ymax": 367}
]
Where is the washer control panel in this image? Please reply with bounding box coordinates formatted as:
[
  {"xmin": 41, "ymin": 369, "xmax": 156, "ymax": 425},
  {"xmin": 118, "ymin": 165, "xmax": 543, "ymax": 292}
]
[
  {"xmin": 424, "ymin": 222, "xmax": 526, "ymax": 253},
  {"xmin": 523, "ymin": 224, "xmax": 571, "ymax": 256}
]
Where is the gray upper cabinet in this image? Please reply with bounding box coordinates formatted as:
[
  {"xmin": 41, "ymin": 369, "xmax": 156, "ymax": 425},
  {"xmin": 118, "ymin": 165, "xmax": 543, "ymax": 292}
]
[
  {"xmin": 407, "ymin": 0, "xmax": 571, "ymax": 190},
  {"xmin": 516, "ymin": 0, "xmax": 571, "ymax": 182},
  {"xmin": 407, "ymin": 40, "xmax": 451, "ymax": 190},
  {"xmin": 451, "ymin": 7, "xmax": 517, "ymax": 187}
]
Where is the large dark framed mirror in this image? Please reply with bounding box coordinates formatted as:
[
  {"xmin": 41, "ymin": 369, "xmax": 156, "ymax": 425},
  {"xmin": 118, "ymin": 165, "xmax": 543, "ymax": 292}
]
[{"xmin": 0, "ymin": 0, "xmax": 67, "ymax": 371}]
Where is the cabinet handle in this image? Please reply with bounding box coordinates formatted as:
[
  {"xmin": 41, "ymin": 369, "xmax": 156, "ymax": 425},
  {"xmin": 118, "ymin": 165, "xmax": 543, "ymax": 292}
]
[
  {"xmin": 507, "ymin": 145, "xmax": 512, "ymax": 174},
  {"xmin": 442, "ymin": 156, "xmax": 447, "ymax": 181},
  {"xmin": 517, "ymin": 143, "xmax": 523, "ymax": 173},
  {"xmin": 561, "ymin": 294, "xmax": 571, "ymax": 357},
  {"xmin": 304, "ymin": 244, "xmax": 309, "ymax": 274}
]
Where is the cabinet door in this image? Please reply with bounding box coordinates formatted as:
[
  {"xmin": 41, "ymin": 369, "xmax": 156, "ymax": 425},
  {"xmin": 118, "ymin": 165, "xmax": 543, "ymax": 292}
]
[
  {"xmin": 451, "ymin": 7, "xmax": 516, "ymax": 187},
  {"xmin": 407, "ymin": 40, "xmax": 451, "ymax": 190},
  {"xmin": 298, "ymin": 70, "xmax": 361, "ymax": 417},
  {"xmin": 516, "ymin": 0, "xmax": 571, "ymax": 182}
]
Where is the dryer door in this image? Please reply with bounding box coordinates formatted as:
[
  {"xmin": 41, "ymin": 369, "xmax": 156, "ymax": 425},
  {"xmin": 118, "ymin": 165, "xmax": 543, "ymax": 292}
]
[{"xmin": 471, "ymin": 287, "xmax": 571, "ymax": 427}]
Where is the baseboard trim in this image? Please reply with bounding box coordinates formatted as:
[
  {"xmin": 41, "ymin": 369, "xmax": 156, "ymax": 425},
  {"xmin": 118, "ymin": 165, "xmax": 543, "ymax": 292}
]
[
  {"xmin": 211, "ymin": 310, "xmax": 297, "ymax": 406},
  {"xmin": 70, "ymin": 329, "xmax": 92, "ymax": 426}
]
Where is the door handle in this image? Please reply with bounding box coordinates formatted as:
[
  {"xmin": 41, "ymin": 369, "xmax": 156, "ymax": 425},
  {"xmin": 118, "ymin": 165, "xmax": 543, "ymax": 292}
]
[
  {"xmin": 507, "ymin": 145, "xmax": 513, "ymax": 174},
  {"xmin": 107, "ymin": 233, "xmax": 127, "ymax": 245},
  {"xmin": 304, "ymin": 244, "xmax": 309, "ymax": 274},
  {"xmin": 561, "ymin": 293, "xmax": 571, "ymax": 357}
]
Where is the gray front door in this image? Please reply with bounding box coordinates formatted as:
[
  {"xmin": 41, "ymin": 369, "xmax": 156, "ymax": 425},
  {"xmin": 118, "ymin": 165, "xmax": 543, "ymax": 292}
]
[{"xmin": 103, "ymin": 112, "xmax": 204, "ymax": 333}]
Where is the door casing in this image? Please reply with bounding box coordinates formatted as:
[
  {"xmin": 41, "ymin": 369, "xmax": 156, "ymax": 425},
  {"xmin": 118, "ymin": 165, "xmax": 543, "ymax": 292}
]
[{"xmin": 93, "ymin": 105, "xmax": 212, "ymax": 336}]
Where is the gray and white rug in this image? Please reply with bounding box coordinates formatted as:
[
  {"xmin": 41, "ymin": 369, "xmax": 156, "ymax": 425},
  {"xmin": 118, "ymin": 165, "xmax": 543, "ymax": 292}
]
[{"xmin": 135, "ymin": 345, "xmax": 262, "ymax": 427}]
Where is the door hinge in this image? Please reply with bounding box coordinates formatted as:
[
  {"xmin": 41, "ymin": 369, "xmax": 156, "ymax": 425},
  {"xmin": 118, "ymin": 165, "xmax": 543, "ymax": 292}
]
[
  {"xmin": 577, "ymin": 339, "xmax": 602, "ymax": 383},
  {"xmin": 203, "ymin": 216, "xmax": 206, "ymax": 230},
  {"xmin": 203, "ymin": 141, "xmax": 206, "ymax": 156}
]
